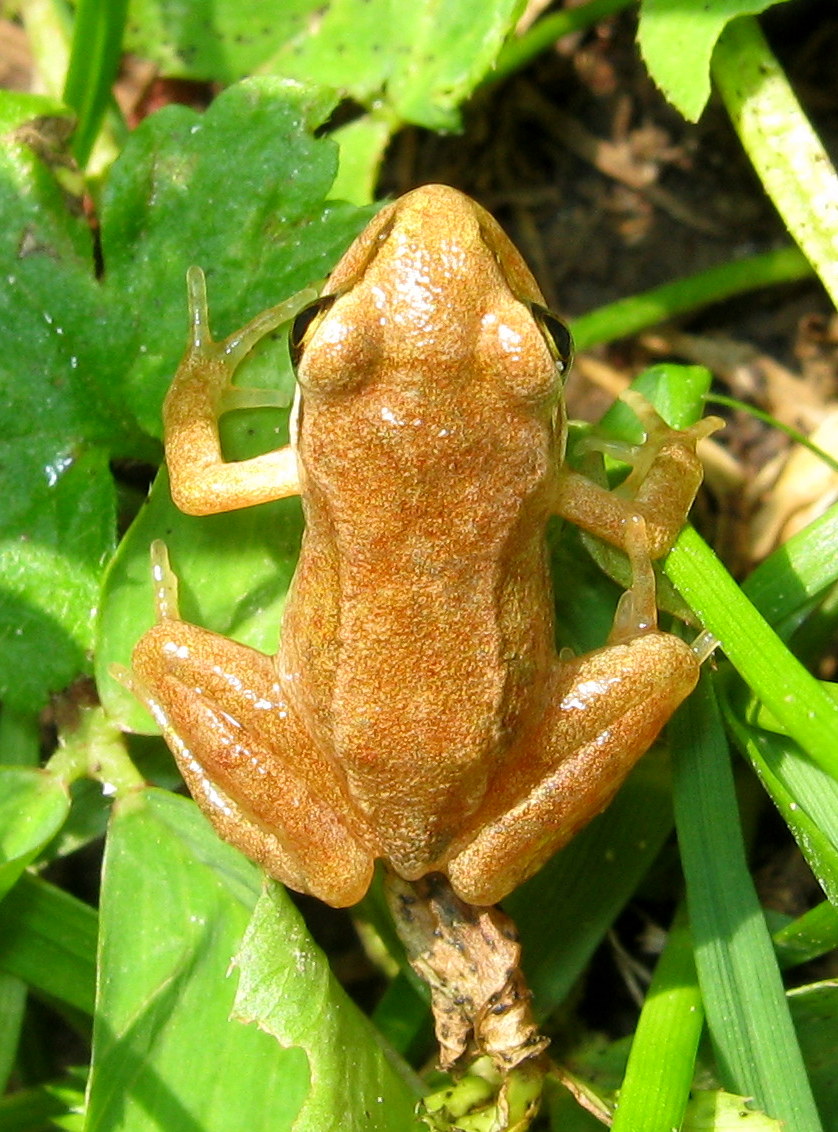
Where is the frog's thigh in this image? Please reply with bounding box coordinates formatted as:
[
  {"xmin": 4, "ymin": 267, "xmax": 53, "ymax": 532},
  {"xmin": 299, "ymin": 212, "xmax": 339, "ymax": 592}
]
[
  {"xmin": 132, "ymin": 621, "xmax": 374, "ymax": 907},
  {"xmin": 446, "ymin": 631, "xmax": 699, "ymax": 907}
]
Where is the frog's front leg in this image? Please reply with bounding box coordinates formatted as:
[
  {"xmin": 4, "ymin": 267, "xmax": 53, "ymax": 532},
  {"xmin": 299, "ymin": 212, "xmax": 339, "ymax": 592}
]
[
  {"xmin": 127, "ymin": 544, "xmax": 376, "ymax": 908},
  {"xmin": 164, "ymin": 267, "xmax": 317, "ymax": 516},
  {"xmin": 555, "ymin": 395, "xmax": 722, "ymax": 559}
]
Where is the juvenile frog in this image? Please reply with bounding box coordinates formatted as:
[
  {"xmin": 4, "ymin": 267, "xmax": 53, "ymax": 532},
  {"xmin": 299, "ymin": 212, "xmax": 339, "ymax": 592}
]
[{"xmin": 130, "ymin": 184, "xmax": 715, "ymax": 908}]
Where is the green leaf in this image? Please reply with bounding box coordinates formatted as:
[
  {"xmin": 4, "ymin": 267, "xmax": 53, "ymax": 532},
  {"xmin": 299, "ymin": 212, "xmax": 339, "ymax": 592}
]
[
  {"xmin": 0, "ymin": 94, "xmax": 127, "ymax": 710},
  {"xmin": 125, "ymin": 0, "xmax": 525, "ymax": 130},
  {"xmin": 683, "ymin": 1090, "xmax": 782, "ymax": 1130},
  {"xmin": 87, "ymin": 788, "xmax": 309, "ymax": 1132},
  {"xmin": 0, "ymin": 767, "xmax": 69, "ymax": 900},
  {"xmin": 637, "ymin": 0, "xmax": 792, "ymax": 122},
  {"xmin": 379, "ymin": 0, "xmax": 527, "ymax": 129},
  {"xmin": 235, "ymin": 882, "xmax": 424, "ymax": 1132},
  {"xmin": 100, "ymin": 77, "xmax": 373, "ymax": 436}
]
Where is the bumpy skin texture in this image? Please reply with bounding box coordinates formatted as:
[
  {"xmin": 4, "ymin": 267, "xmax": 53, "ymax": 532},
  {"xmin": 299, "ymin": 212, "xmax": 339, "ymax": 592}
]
[{"xmin": 131, "ymin": 185, "xmax": 705, "ymax": 908}]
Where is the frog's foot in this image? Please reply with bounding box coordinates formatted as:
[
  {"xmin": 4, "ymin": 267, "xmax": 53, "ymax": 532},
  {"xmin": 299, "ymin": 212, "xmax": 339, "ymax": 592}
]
[
  {"xmin": 182, "ymin": 265, "xmax": 318, "ymax": 380},
  {"xmin": 606, "ymin": 517, "xmax": 720, "ymax": 660},
  {"xmin": 555, "ymin": 396, "xmax": 721, "ymax": 560},
  {"xmin": 148, "ymin": 539, "xmax": 180, "ymax": 621},
  {"xmin": 614, "ymin": 389, "xmax": 723, "ymax": 498}
]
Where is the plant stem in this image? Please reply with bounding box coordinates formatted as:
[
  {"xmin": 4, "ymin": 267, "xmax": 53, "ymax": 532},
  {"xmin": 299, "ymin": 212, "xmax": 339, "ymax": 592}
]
[{"xmin": 572, "ymin": 244, "xmax": 811, "ymax": 350}]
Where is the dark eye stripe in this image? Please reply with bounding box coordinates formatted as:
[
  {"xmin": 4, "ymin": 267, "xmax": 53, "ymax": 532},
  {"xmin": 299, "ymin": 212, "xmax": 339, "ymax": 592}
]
[
  {"xmin": 290, "ymin": 295, "xmax": 336, "ymax": 366},
  {"xmin": 530, "ymin": 303, "xmax": 573, "ymax": 379}
]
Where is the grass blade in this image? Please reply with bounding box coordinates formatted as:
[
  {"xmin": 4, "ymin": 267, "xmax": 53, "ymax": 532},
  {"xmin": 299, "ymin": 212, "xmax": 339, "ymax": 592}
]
[
  {"xmin": 742, "ymin": 500, "xmax": 838, "ymax": 627},
  {"xmin": 62, "ymin": 0, "xmax": 129, "ymax": 166},
  {"xmin": 665, "ymin": 527, "xmax": 838, "ymax": 780},
  {"xmin": 713, "ymin": 16, "xmax": 838, "ymax": 308},
  {"xmin": 572, "ymin": 245, "xmax": 811, "ymax": 350},
  {"xmin": 611, "ymin": 905, "xmax": 703, "ymax": 1132},
  {"xmin": 721, "ymin": 695, "xmax": 838, "ymax": 907},
  {"xmin": 0, "ymin": 873, "xmax": 96, "ymax": 1016},
  {"xmin": 773, "ymin": 901, "xmax": 838, "ymax": 970},
  {"xmin": 671, "ymin": 674, "xmax": 822, "ymax": 1129}
]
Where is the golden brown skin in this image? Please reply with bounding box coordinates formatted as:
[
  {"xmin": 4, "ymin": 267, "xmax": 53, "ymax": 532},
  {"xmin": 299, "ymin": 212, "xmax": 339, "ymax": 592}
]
[{"xmin": 131, "ymin": 185, "xmax": 710, "ymax": 908}]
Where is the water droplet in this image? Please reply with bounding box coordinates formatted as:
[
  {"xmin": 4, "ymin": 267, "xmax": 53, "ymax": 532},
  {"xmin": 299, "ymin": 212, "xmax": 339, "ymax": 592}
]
[{"xmin": 44, "ymin": 453, "xmax": 74, "ymax": 486}]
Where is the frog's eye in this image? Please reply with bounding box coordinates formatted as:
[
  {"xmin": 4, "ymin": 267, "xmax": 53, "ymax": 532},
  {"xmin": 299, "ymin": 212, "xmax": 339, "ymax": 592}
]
[
  {"xmin": 532, "ymin": 304, "xmax": 573, "ymax": 379},
  {"xmin": 290, "ymin": 295, "xmax": 335, "ymax": 367}
]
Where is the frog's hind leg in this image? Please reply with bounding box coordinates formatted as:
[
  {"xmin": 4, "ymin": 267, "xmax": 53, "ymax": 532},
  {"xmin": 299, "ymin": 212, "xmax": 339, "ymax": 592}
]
[
  {"xmin": 127, "ymin": 601, "xmax": 375, "ymax": 908},
  {"xmin": 445, "ymin": 629, "xmax": 699, "ymax": 908}
]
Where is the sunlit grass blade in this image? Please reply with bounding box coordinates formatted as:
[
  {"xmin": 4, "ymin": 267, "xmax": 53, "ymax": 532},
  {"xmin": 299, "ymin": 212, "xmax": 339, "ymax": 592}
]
[
  {"xmin": 741, "ymin": 500, "xmax": 838, "ymax": 627},
  {"xmin": 713, "ymin": 16, "xmax": 838, "ymax": 308},
  {"xmin": 665, "ymin": 527, "xmax": 838, "ymax": 780},
  {"xmin": 490, "ymin": 0, "xmax": 633, "ymax": 87},
  {"xmin": 671, "ymin": 674, "xmax": 822, "ymax": 1129},
  {"xmin": 611, "ymin": 905, "xmax": 703, "ymax": 1132}
]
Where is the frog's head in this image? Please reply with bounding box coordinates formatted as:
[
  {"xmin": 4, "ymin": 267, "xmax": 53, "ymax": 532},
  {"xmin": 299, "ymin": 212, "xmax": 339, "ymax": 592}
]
[
  {"xmin": 293, "ymin": 184, "xmax": 571, "ymax": 406},
  {"xmin": 292, "ymin": 185, "xmax": 571, "ymax": 523}
]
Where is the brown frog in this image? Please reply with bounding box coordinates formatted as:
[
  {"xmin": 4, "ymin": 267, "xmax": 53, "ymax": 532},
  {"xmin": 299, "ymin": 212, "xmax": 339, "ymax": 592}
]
[{"xmin": 129, "ymin": 184, "xmax": 715, "ymax": 908}]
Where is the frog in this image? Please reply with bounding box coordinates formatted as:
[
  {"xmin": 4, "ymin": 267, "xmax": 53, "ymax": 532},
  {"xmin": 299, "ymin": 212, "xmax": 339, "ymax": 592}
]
[{"xmin": 127, "ymin": 184, "xmax": 718, "ymax": 909}]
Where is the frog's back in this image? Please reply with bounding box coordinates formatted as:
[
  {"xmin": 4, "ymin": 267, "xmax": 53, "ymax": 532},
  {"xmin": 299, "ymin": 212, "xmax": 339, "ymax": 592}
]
[{"xmin": 281, "ymin": 390, "xmax": 559, "ymax": 876}]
